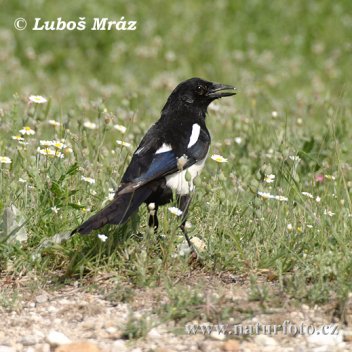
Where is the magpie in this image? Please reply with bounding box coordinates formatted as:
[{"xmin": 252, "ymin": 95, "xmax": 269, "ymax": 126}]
[{"xmin": 71, "ymin": 78, "xmax": 236, "ymax": 247}]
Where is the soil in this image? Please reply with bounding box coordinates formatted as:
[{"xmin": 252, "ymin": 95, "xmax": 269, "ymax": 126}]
[{"xmin": 0, "ymin": 271, "xmax": 351, "ymax": 352}]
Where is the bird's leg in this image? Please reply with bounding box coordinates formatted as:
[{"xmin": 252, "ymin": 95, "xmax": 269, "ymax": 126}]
[
  {"xmin": 148, "ymin": 203, "xmax": 159, "ymax": 233},
  {"xmin": 177, "ymin": 194, "xmax": 193, "ymax": 248}
]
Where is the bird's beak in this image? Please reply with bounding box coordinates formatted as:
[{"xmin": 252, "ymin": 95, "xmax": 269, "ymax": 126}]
[{"xmin": 207, "ymin": 83, "xmax": 237, "ymax": 99}]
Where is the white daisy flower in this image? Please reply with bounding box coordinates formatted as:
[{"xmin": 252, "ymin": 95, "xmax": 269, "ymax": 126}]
[
  {"xmin": 52, "ymin": 141, "xmax": 67, "ymax": 149},
  {"xmin": 83, "ymin": 121, "xmax": 97, "ymax": 130},
  {"xmin": 51, "ymin": 206, "xmax": 60, "ymax": 214},
  {"xmin": 324, "ymin": 209, "xmax": 335, "ymax": 217},
  {"xmin": 234, "ymin": 137, "xmax": 242, "ymax": 145},
  {"xmin": 0, "ymin": 156, "xmax": 12, "ymax": 164},
  {"xmin": 12, "ymin": 135, "xmax": 24, "ymax": 141},
  {"xmin": 316, "ymin": 196, "xmax": 321, "ymax": 203},
  {"xmin": 271, "ymin": 111, "xmax": 278, "ymax": 118},
  {"xmin": 257, "ymin": 191, "xmax": 272, "ymax": 199},
  {"xmin": 40, "ymin": 140, "xmax": 54, "ymax": 146},
  {"xmin": 29, "ymin": 95, "xmax": 47, "ymax": 104},
  {"xmin": 37, "ymin": 147, "xmax": 48, "ymax": 155},
  {"xmin": 116, "ymin": 140, "xmax": 132, "ymax": 147},
  {"xmin": 106, "ymin": 188, "xmax": 115, "ymax": 201},
  {"xmin": 37, "ymin": 147, "xmax": 64, "ymax": 158},
  {"xmin": 302, "ymin": 192, "xmax": 314, "ymax": 199},
  {"xmin": 289, "ymin": 155, "xmax": 301, "ymax": 162},
  {"xmin": 257, "ymin": 191, "xmax": 288, "ymax": 202},
  {"xmin": 264, "ymin": 174, "xmax": 275, "ymax": 183},
  {"xmin": 81, "ymin": 176, "xmax": 96, "ymax": 184},
  {"xmin": 54, "ymin": 151, "xmax": 64, "ymax": 158},
  {"xmin": 273, "ymin": 195, "xmax": 288, "ymax": 202},
  {"xmin": 97, "ymin": 234, "xmax": 108, "ymax": 242},
  {"xmin": 211, "ymin": 154, "xmax": 228, "ymax": 163},
  {"xmin": 168, "ymin": 207, "xmax": 183, "ymax": 216},
  {"xmin": 64, "ymin": 147, "xmax": 73, "ymax": 154},
  {"xmin": 287, "ymin": 223, "xmax": 293, "ymax": 231},
  {"xmin": 113, "ymin": 124, "xmax": 127, "ymax": 133},
  {"xmin": 48, "ymin": 120, "xmax": 61, "ymax": 127},
  {"xmin": 19, "ymin": 126, "xmax": 35, "ymax": 135}
]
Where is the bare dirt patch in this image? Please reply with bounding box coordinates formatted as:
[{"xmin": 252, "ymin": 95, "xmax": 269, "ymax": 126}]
[{"xmin": 0, "ymin": 271, "xmax": 350, "ymax": 352}]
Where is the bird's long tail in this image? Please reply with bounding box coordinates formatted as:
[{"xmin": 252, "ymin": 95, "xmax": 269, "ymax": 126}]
[{"xmin": 71, "ymin": 186, "xmax": 153, "ymax": 236}]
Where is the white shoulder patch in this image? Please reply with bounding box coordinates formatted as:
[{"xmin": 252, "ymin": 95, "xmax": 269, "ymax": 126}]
[
  {"xmin": 155, "ymin": 143, "xmax": 172, "ymax": 154},
  {"xmin": 187, "ymin": 123, "xmax": 201, "ymax": 148}
]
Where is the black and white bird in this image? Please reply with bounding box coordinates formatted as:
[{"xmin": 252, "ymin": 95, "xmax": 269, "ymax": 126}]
[{"xmin": 71, "ymin": 78, "xmax": 236, "ymax": 246}]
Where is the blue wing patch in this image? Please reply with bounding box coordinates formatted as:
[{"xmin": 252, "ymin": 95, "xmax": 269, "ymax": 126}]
[
  {"xmin": 136, "ymin": 150, "xmax": 178, "ymax": 183},
  {"xmin": 118, "ymin": 150, "xmax": 178, "ymax": 195},
  {"xmin": 117, "ymin": 131, "xmax": 210, "ymax": 196}
]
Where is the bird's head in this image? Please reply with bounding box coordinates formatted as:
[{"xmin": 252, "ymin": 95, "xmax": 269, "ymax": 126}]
[{"xmin": 163, "ymin": 77, "xmax": 236, "ymax": 114}]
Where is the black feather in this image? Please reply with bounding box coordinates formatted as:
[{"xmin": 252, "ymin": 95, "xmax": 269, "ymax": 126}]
[{"xmin": 71, "ymin": 185, "xmax": 154, "ymax": 235}]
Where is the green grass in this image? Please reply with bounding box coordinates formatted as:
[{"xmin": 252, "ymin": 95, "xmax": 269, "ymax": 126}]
[{"xmin": 1, "ymin": 0, "xmax": 352, "ymax": 315}]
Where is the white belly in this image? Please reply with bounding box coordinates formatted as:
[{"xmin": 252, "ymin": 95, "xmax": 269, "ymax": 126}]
[{"xmin": 166, "ymin": 158, "xmax": 206, "ymax": 195}]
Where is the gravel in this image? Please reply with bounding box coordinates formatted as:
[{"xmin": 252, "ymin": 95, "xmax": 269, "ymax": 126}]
[{"xmin": 0, "ymin": 278, "xmax": 351, "ymax": 351}]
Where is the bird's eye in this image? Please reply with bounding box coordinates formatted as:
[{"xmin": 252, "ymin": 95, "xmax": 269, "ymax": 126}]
[{"xmin": 196, "ymin": 85, "xmax": 205, "ymax": 95}]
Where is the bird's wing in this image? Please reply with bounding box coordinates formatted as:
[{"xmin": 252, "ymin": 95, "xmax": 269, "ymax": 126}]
[{"xmin": 117, "ymin": 127, "xmax": 210, "ymax": 195}]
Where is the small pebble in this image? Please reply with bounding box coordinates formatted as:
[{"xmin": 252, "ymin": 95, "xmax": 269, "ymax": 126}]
[
  {"xmin": 46, "ymin": 331, "xmax": 71, "ymax": 346},
  {"xmin": 147, "ymin": 327, "xmax": 162, "ymax": 338},
  {"xmin": 307, "ymin": 326, "xmax": 343, "ymax": 346},
  {"xmin": 254, "ymin": 335, "xmax": 278, "ymax": 346},
  {"xmin": 105, "ymin": 327, "xmax": 117, "ymax": 334},
  {"xmin": 112, "ymin": 340, "xmax": 127, "ymax": 352},
  {"xmin": 20, "ymin": 335, "xmax": 41, "ymax": 346},
  {"xmin": 210, "ymin": 331, "xmax": 226, "ymax": 340},
  {"xmin": 0, "ymin": 346, "xmax": 16, "ymax": 352},
  {"xmin": 35, "ymin": 294, "xmax": 48, "ymax": 304}
]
